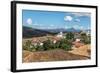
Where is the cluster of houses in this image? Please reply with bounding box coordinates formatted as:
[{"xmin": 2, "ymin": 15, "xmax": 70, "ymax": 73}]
[
  {"xmin": 31, "ymin": 35, "xmax": 62, "ymax": 47},
  {"xmin": 31, "ymin": 30, "xmax": 90, "ymax": 48}
]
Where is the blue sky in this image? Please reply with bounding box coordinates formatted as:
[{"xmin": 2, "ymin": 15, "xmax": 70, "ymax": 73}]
[{"xmin": 22, "ymin": 10, "xmax": 91, "ymax": 30}]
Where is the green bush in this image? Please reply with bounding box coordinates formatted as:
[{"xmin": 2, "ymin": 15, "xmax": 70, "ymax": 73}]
[
  {"xmin": 65, "ymin": 32, "xmax": 74, "ymax": 41},
  {"xmin": 83, "ymin": 36, "xmax": 91, "ymax": 44},
  {"xmin": 80, "ymin": 33, "xmax": 91, "ymax": 44},
  {"xmin": 23, "ymin": 44, "xmax": 28, "ymax": 50},
  {"xmin": 54, "ymin": 39, "xmax": 72, "ymax": 51},
  {"xmin": 59, "ymin": 39, "xmax": 72, "ymax": 51},
  {"xmin": 35, "ymin": 44, "xmax": 44, "ymax": 51},
  {"xmin": 30, "ymin": 45, "xmax": 37, "ymax": 52},
  {"xmin": 55, "ymin": 41, "xmax": 60, "ymax": 48},
  {"xmin": 23, "ymin": 40, "xmax": 31, "ymax": 50},
  {"xmin": 23, "ymin": 38, "xmax": 73, "ymax": 52},
  {"xmin": 23, "ymin": 40, "xmax": 36, "ymax": 52},
  {"xmin": 43, "ymin": 39, "xmax": 55, "ymax": 50}
]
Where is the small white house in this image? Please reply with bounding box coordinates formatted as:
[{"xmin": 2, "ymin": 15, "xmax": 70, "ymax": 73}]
[
  {"xmin": 75, "ymin": 38, "xmax": 81, "ymax": 42},
  {"xmin": 40, "ymin": 42, "xmax": 43, "ymax": 46},
  {"xmin": 56, "ymin": 32, "xmax": 63, "ymax": 38}
]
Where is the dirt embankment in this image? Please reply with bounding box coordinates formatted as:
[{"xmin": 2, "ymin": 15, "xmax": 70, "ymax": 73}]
[
  {"xmin": 23, "ymin": 45, "xmax": 90, "ymax": 63},
  {"xmin": 69, "ymin": 44, "xmax": 91, "ymax": 57}
]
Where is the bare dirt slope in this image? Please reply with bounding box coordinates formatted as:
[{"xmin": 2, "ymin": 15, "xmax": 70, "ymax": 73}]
[
  {"xmin": 22, "ymin": 47, "xmax": 90, "ymax": 63},
  {"xmin": 69, "ymin": 44, "xmax": 91, "ymax": 57}
]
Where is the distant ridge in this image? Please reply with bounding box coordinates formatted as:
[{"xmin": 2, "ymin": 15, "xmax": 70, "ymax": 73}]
[
  {"xmin": 23, "ymin": 26, "xmax": 53, "ymax": 38},
  {"xmin": 23, "ymin": 26, "xmax": 89, "ymax": 38},
  {"xmin": 66, "ymin": 28, "xmax": 81, "ymax": 32}
]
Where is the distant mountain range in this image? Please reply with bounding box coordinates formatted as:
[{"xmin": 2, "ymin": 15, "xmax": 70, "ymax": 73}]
[
  {"xmin": 41, "ymin": 27, "xmax": 83, "ymax": 33},
  {"xmin": 23, "ymin": 26, "xmax": 53, "ymax": 38},
  {"xmin": 23, "ymin": 26, "xmax": 90, "ymax": 38}
]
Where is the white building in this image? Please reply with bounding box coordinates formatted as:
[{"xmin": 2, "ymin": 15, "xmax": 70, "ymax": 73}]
[{"xmin": 56, "ymin": 32, "xmax": 63, "ymax": 38}]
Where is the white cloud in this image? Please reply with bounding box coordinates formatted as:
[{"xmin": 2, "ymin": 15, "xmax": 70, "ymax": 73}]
[
  {"xmin": 26, "ymin": 18, "xmax": 32, "ymax": 25},
  {"xmin": 75, "ymin": 19, "xmax": 80, "ymax": 22},
  {"xmin": 64, "ymin": 16, "xmax": 73, "ymax": 21}
]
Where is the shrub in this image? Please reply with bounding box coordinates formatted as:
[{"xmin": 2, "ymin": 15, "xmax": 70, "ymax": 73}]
[
  {"xmin": 65, "ymin": 32, "xmax": 74, "ymax": 41},
  {"xmin": 23, "ymin": 38, "xmax": 73, "ymax": 52},
  {"xmin": 60, "ymin": 39, "xmax": 72, "ymax": 51},
  {"xmin": 83, "ymin": 36, "xmax": 91, "ymax": 44},
  {"xmin": 43, "ymin": 39, "xmax": 55, "ymax": 50},
  {"xmin": 35, "ymin": 44, "xmax": 44, "ymax": 51},
  {"xmin": 23, "ymin": 44, "xmax": 28, "ymax": 50},
  {"xmin": 23, "ymin": 40, "xmax": 31, "ymax": 50},
  {"xmin": 80, "ymin": 33, "xmax": 91, "ymax": 44},
  {"xmin": 30, "ymin": 45, "xmax": 37, "ymax": 52},
  {"xmin": 55, "ymin": 41, "xmax": 60, "ymax": 48},
  {"xmin": 23, "ymin": 40, "xmax": 36, "ymax": 52}
]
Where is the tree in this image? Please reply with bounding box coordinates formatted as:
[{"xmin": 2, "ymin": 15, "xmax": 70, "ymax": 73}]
[
  {"xmin": 23, "ymin": 40, "xmax": 37, "ymax": 52},
  {"xmin": 65, "ymin": 32, "xmax": 74, "ymax": 41},
  {"xmin": 35, "ymin": 44, "xmax": 44, "ymax": 51},
  {"xmin": 43, "ymin": 39, "xmax": 55, "ymax": 50},
  {"xmin": 23, "ymin": 40, "xmax": 31, "ymax": 51},
  {"xmin": 58, "ymin": 39, "xmax": 72, "ymax": 51},
  {"xmin": 80, "ymin": 33, "xmax": 91, "ymax": 44}
]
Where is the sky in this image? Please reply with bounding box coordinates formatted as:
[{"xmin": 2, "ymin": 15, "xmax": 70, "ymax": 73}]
[{"xmin": 22, "ymin": 10, "xmax": 91, "ymax": 30}]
